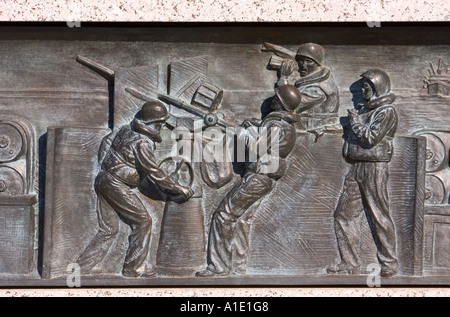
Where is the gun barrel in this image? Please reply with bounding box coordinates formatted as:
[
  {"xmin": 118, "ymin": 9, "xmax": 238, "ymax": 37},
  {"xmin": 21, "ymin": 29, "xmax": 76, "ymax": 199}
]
[
  {"xmin": 158, "ymin": 93, "xmax": 206, "ymax": 118},
  {"xmin": 76, "ymin": 55, "xmax": 115, "ymax": 81},
  {"xmin": 125, "ymin": 87, "xmax": 151, "ymax": 102},
  {"xmin": 158, "ymin": 93, "xmax": 235, "ymax": 130}
]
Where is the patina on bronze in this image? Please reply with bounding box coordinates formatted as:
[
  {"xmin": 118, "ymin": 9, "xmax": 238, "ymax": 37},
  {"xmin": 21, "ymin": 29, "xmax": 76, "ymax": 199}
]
[{"xmin": 0, "ymin": 24, "xmax": 449, "ymax": 286}]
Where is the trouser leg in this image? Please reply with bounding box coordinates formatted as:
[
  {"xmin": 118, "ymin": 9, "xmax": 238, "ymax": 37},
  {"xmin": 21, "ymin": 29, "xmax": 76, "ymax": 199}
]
[
  {"xmin": 92, "ymin": 172, "xmax": 153, "ymax": 274},
  {"xmin": 206, "ymin": 173, "xmax": 274, "ymax": 274},
  {"xmin": 123, "ymin": 218, "xmax": 152, "ymax": 273},
  {"xmin": 76, "ymin": 192, "xmax": 120, "ymax": 273},
  {"xmin": 232, "ymin": 218, "xmax": 251, "ymax": 274},
  {"xmin": 357, "ymin": 162, "xmax": 398, "ymax": 272},
  {"xmin": 333, "ymin": 165, "xmax": 364, "ymax": 269},
  {"xmin": 206, "ymin": 206, "xmax": 235, "ymax": 274},
  {"xmin": 103, "ymin": 192, "xmax": 152, "ymax": 274}
]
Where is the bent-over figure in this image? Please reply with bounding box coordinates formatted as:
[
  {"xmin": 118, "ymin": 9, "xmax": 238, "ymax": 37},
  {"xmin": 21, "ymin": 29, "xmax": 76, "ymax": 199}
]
[
  {"xmin": 77, "ymin": 101, "xmax": 193, "ymax": 278},
  {"xmin": 196, "ymin": 84, "xmax": 301, "ymax": 277}
]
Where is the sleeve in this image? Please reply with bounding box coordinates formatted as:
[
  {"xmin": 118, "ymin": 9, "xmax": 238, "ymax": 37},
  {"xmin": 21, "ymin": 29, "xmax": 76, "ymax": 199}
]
[
  {"xmin": 350, "ymin": 108, "xmax": 395, "ymax": 147},
  {"xmin": 238, "ymin": 122, "xmax": 282, "ymax": 158},
  {"xmin": 295, "ymin": 86, "xmax": 326, "ymax": 113},
  {"xmin": 97, "ymin": 132, "xmax": 114, "ymax": 163},
  {"xmin": 236, "ymin": 126, "xmax": 260, "ymax": 157},
  {"xmin": 133, "ymin": 140, "xmax": 184, "ymax": 195}
]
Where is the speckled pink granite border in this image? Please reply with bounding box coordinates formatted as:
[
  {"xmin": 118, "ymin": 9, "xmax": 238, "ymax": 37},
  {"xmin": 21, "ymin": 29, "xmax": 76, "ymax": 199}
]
[
  {"xmin": 1, "ymin": 287, "xmax": 450, "ymax": 297},
  {"xmin": 0, "ymin": 0, "xmax": 448, "ymax": 22}
]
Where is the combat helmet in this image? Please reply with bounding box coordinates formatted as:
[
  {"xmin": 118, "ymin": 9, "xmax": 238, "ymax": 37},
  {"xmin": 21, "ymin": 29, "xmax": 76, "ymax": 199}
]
[
  {"xmin": 360, "ymin": 69, "xmax": 391, "ymax": 97},
  {"xmin": 141, "ymin": 100, "xmax": 170, "ymax": 123},
  {"xmin": 295, "ymin": 43, "xmax": 324, "ymax": 65},
  {"xmin": 275, "ymin": 84, "xmax": 302, "ymax": 111}
]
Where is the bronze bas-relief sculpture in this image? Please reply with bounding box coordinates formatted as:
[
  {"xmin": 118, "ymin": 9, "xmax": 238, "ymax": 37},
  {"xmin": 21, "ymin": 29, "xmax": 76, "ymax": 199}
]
[{"xmin": 0, "ymin": 25, "xmax": 449, "ymax": 286}]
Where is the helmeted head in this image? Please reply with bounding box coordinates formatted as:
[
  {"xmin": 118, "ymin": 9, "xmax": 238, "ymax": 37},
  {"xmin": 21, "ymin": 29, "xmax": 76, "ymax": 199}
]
[
  {"xmin": 140, "ymin": 100, "xmax": 170, "ymax": 131},
  {"xmin": 295, "ymin": 43, "xmax": 324, "ymax": 76},
  {"xmin": 360, "ymin": 69, "xmax": 391, "ymax": 100},
  {"xmin": 274, "ymin": 84, "xmax": 302, "ymax": 112}
]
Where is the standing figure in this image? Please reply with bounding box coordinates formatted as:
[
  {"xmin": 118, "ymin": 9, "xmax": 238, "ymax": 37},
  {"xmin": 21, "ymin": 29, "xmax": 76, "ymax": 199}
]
[
  {"xmin": 327, "ymin": 69, "xmax": 399, "ymax": 278},
  {"xmin": 77, "ymin": 101, "xmax": 193, "ymax": 278},
  {"xmin": 196, "ymin": 84, "xmax": 301, "ymax": 277}
]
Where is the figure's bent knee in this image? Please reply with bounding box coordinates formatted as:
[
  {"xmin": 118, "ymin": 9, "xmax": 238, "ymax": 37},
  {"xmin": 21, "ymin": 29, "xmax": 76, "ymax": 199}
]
[{"xmin": 136, "ymin": 214, "xmax": 153, "ymax": 229}]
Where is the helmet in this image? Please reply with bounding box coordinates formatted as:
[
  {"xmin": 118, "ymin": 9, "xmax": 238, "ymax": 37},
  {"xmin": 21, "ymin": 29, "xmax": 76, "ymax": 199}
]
[
  {"xmin": 275, "ymin": 84, "xmax": 302, "ymax": 111},
  {"xmin": 296, "ymin": 43, "xmax": 324, "ymax": 65},
  {"xmin": 141, "ymin": 100, "xmax": 170, "ymax": 123},
  {"xmin": 360, "ymin": 69, "xmax": 391, "ymax": 97}
]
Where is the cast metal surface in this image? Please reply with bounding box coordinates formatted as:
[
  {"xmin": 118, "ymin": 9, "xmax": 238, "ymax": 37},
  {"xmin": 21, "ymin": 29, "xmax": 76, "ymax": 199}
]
[{"xmin": 0, "ymin": 24, "xmax": 449, "ymax": 286}]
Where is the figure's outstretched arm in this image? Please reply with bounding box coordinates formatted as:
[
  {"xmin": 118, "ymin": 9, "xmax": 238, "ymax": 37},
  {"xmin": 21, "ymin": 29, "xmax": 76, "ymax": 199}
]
[
  {"xmin": 134, "ymin": 141, "xmax": 193, "ymax": 198},
  {"xmin": 261, "ymin": 42, "xmax": 296, "ymax": 60}
]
